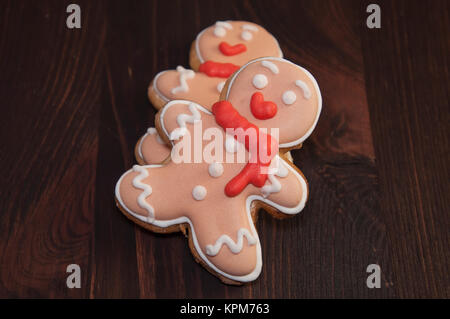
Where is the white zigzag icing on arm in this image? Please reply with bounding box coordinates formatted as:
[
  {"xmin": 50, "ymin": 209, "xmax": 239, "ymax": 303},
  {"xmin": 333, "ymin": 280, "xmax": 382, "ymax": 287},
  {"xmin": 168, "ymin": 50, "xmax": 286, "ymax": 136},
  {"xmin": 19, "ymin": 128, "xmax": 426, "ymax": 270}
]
[
  {"xmin": 261, "ymin": 174, "xmax": 282, "ymax": 198},
  {"xmin": 171, "ymin": 66, "xmax": 195, "ymax": 94},
  {"xmin": 205, "ymin": 228, "xmax": 257, "ymax": 256},
  {"xmin": 261, "ymin": 158, "xmax": 289, "ymax": 197},
  {"xmin": 169, "ymin": 103, "xmax": 201, "ymax": 140},
  {"xmin": 132, "ymin": 165, "xmax": 155, "ymax": 222}
]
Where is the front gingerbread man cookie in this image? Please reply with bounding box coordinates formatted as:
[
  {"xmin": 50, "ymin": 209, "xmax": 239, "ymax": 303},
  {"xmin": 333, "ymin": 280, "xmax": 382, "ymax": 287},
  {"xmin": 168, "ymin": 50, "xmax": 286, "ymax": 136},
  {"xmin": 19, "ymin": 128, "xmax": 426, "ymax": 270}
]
[{"xmin": 117, "ymin": 58, "xmax": 321, "ymax": 284}]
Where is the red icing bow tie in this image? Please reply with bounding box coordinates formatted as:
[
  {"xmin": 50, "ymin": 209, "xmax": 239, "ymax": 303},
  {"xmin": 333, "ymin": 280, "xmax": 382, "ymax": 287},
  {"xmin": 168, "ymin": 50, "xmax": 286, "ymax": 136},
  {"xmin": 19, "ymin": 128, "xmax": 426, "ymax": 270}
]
[
  {"xmin": 199, "ymin": 61, "xmax": 240, "ymax": 78},
  {"xmin": 219, "ymin": 42, "xmax": 247, "ymax": 56},
  {"xmin": 212, "ymin": 100, "xmax": 279, "ymax": 197}
]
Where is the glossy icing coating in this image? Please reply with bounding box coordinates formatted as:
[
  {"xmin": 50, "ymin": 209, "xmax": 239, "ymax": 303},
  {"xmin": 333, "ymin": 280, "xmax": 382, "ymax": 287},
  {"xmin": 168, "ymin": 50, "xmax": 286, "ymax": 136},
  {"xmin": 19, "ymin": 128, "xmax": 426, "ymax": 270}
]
[
  {"xmin": 153, "ymin": 69, "xmax": 223, "ymax": 108},
  {"xmin": 126, "ymin": 58, "xmax": 321, "ymax": 282},
  {"xmin": 137, "ymin": 128, "xmax": 171, "ymax": 164},
  {"xmin": 116, "ymin": 101, "xmax": 308, "ymax": 282},
  {"xmin": 195, "ymin": 21, "xmax": 282, "ymax": 66},
  {"xmin": 225, "ymin": 57, "xmax": 322, "ymax": 148}
]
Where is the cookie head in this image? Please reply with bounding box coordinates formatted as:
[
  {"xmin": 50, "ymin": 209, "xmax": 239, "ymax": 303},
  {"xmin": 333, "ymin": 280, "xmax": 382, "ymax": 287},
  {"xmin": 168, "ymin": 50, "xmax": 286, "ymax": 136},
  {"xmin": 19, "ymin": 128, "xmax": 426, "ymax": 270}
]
[
  {"xmin": 224, "ymin": 57, "xmax": 322, "ymax": 148},
  {"xmin": 195, "ymin": 21, "xmax": 282, "ymax": 67}
]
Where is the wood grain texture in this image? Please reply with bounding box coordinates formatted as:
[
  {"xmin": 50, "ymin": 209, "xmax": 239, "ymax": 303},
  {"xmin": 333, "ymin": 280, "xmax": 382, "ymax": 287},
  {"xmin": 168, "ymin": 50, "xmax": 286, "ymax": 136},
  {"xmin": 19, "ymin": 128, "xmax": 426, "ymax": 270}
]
[
  {"xmin": 360, "ymin": 0, "xmax": 449, "ymax": 298},
  {"xmin": 0, "ymin": 0, "xmax": 447, "ymax": 298}
]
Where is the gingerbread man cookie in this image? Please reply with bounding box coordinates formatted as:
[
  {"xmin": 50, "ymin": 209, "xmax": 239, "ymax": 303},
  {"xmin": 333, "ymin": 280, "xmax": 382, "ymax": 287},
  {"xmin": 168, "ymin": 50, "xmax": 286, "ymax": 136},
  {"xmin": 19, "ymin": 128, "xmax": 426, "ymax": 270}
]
[
  {"xmin": 148, "ymin": 21, "xmax": 282, "ymax": 110},
  {"xmin": 143, "ymin": 21, "xmax": 282, "ymax": 164},
  {"xmin": 190, "ymin": 21, "xmax": 283, "ymax": 74},
  {"xmin": 117, "ymin": 58, "xmax": 322, "ymax": 284},
  {"xmin": 138, "ymin": 57, "xmax": 321, "ymax": 164}
]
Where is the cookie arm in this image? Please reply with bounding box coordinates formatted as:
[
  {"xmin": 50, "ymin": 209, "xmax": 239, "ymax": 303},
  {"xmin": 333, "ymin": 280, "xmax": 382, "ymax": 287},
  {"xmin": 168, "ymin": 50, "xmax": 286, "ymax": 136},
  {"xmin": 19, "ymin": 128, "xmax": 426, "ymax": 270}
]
[{"xmin": 256, "ymin": 155, "xmax": 309, "ymax": 216}]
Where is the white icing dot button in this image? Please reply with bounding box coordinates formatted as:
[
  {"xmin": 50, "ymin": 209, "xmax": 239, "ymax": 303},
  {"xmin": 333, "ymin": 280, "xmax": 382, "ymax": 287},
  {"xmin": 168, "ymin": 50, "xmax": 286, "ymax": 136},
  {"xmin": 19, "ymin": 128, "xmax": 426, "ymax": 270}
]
[
  {"xmin": 252, "ymin": 74, "xmax": 268, "ymax": 89},
  {"xmin": 282, "ymin": 90, "xmax": 297, "ymax": 105},
  {"xmin": 208, "ymin": 162, "xmax": 224, "ymax": 178},
  {"xmin": 192, "ymin": 185, "xmax": 207, "ymax": 201}
]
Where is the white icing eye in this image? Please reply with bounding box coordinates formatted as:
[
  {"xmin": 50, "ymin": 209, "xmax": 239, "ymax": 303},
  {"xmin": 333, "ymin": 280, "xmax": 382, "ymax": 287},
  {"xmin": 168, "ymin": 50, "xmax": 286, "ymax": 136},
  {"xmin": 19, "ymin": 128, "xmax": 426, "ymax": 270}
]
[
  {"xmin": 252, "ymin": 74, "xmax": 268, "ymax": 89},
  {"xmin": 295, "ymin": 80, "xmax": 312, "ymax": 99},
  {"xmin": 282, "ymin": 90, "xmax": 297, "ymax": 105},
  {"xmin": 217, "ymin": 81, "xmax": 225, "ymax": 93},
  {"xmin": 192, "ymin": 185, "xmax": 207, "ymax": 201},
  {"xmin": 241, "ymin": 30, "xmax": 253, "ymax": 41},
  {"xmin": 214, "ymin": 26, "xmax": 226, "ymax": 37},
  {"xmin": 208, "ymin": 162, "xmax": 224, "ymax": 178}
]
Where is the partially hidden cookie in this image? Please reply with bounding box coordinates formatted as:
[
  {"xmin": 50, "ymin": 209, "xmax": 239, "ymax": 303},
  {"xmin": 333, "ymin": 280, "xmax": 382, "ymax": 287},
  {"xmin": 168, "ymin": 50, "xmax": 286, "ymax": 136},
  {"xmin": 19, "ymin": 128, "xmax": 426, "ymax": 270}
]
[
  {"xmin": 117, "ymin": 57, "xmax": 322, "ymax": 284},
  {"xmin": 148, "ymin": 66, "xmax": 224, "ymax": 111},
  {"xmin": 190, "ymin": 20, "xmax": 283, "ymax": 73},
  {"xmin": 145, "ymin": 21, "xmax": 283, "ymax": 164},
  {"xmin": 138, "ymin": 57, "xmax": 322, "ymax": 164},
  {"xmin": 149, "ymin": 21, "xmax": 282, "ymax": 110}
]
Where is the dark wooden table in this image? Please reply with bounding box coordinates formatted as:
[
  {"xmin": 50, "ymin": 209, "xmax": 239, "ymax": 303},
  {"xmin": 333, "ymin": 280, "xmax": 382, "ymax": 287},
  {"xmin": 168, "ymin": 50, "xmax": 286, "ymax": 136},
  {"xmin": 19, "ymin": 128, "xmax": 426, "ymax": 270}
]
[{"xmin": 0, "ymin": 0, "xmax": 448, "ymax": 298}]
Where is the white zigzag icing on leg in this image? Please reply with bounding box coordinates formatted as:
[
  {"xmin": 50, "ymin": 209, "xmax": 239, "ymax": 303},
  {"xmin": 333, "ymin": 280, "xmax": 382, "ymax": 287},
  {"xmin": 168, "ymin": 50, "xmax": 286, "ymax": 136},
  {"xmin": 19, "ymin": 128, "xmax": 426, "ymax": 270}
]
[
  {"xmin": 132, "ymin": 165, "xmax": 155, "ymax": 222},
  {"xmin": 205, "ymin": 228, "xmax": 257, "ymax": 256},
  {"xmin": 169, "ymin": 102, "xmax": 201, "ymax": 140}
]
